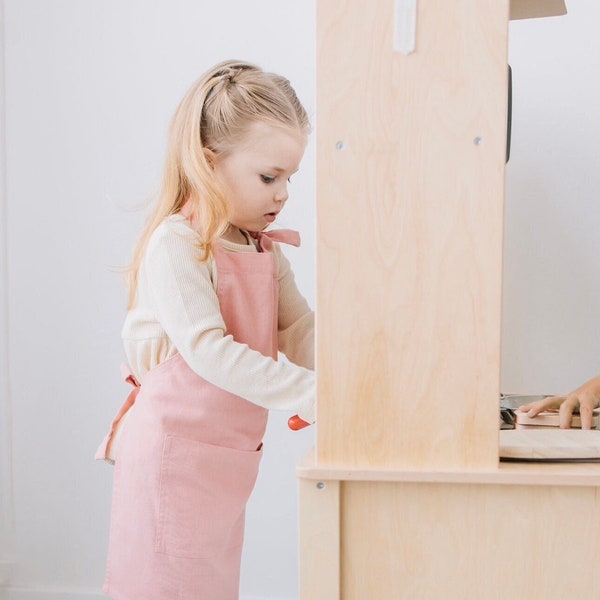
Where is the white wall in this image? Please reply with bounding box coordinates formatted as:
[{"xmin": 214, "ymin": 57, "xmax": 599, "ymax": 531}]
[
  {"xmin": 0, "ymin": 0, "xmax": 16, "ymax": 586},
  {"xmin": 1, "ymin": 1, "xmax": 315, "ymax": 599},
  {"xmin": 1, "ymin": 1, "xmax": 599, "ymax": 600},
  {"xmin": 503, "ymin": 1, "xmax": 600, "ymax": 393}
]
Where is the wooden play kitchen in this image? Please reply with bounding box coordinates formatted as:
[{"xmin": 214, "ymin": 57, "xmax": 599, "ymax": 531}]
[{"xmin": 298, "ymin": 1, "xmax": 600, "ymax": 598}]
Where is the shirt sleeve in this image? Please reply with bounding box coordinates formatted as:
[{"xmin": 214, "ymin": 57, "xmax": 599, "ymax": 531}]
[
  {"xmin": 143, "ymin": 226, "xmax": 315, "ymax": 423},
  {"xmin": 274, "ymin": 244, "xmax": 315, "ymax": 370}
]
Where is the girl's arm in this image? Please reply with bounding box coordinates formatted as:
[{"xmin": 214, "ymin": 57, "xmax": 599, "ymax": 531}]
[
  {"xmin": 143, "ymin": 224, "xmax": 315, "ymax": 423},
  {"xmin": 274, "ymin": 244, "xmax": 314, "ymax": 370},
  {"xmin": 519, "ymin": 375, "xmax": 600, "ymax": 429}
]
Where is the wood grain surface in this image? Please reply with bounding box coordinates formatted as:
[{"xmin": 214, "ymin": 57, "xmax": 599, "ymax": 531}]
[
  {"xmin": 340, "ymin": 480, "xmax": 600, "ymax": 599},
  {"xmin": 316, "ymin": 0, "xmax": 508, "ymax": 469},
  {"xmin": 500, "ymin": 429, "xmax": 600, "ymax": 460}
]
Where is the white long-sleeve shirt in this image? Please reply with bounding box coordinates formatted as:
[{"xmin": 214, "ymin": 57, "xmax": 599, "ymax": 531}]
[{"xmin": 122, "ymin": 215, "xmax": 315, "ymax": 423}]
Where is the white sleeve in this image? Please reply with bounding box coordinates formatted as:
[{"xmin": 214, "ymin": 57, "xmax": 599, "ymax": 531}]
[
  {"xmin": 274, "ymin": 244, "xmax": 315, "ymax": 370},
  {"xmin": 144, "ymin": 228, "xmax": 315, "ymax": 422}
]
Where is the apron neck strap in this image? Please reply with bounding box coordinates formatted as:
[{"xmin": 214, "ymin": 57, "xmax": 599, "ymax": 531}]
[{"xmin": 248, "ymin": 229, "xmax": 301, "ymax": 252}]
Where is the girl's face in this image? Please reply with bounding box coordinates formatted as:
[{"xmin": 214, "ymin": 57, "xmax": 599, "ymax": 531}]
[{"xmin": 213, "ymin": 121, "xmax": 307, "ymax": 237}]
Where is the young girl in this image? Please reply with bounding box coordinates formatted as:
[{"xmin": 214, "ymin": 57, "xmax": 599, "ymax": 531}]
[{"xmin": 95, "ymin": 60, "xmax": 315, "ymax": 600}]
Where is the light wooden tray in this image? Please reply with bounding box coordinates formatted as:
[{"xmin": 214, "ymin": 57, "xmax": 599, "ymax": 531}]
[{"xmin": 500, "ymin": 429, "xmax": 600, "ymax": 461}]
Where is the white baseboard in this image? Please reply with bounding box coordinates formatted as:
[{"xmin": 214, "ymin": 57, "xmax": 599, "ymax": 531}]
[{"xmin": 2, "ymin": 588, "xmax": 104, "ymax": 600}]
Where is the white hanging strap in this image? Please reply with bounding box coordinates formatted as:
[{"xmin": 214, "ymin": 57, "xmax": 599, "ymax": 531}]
[{"xmin": 394, "ymin": 0, "xmax": 418, "ymax": 55}]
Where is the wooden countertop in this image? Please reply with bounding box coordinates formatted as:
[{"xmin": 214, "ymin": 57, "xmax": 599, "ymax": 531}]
[{"xmin": 297, "ymin": 447, "xmax": 600, "ymax": 487}]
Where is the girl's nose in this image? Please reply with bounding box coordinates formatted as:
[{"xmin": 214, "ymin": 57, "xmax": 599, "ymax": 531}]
[{"xmin": 275, "ymin": 185, "xmax": 288, "ymax": 203}]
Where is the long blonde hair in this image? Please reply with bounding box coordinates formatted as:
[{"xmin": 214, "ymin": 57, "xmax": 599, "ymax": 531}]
[{"xmin": 126, "ymin": 60, "xmax": 310, "ymax": 308}]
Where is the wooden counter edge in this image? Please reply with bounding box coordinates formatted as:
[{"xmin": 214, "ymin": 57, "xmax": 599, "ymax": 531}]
[{"xmin": 297, "ymin": 447, "xmax": 600, "ymax": 487}]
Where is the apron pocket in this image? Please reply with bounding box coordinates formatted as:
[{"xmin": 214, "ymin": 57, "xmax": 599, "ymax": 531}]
[{"xmin": 155, "ymin": 435, "xmax": 262, "ymax": 559}]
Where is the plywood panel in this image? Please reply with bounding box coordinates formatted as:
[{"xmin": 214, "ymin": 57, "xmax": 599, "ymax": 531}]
[
  {"xmin": 316, "ymin": 0, "xmax": 509, "ymax": 469},
  {"xmin": 298, "ymin": 479, "xmax": 340, "ymax": 600},
  {"xmin": 341, "ymin": 480, "xmax": 600, "ymax": 600}
]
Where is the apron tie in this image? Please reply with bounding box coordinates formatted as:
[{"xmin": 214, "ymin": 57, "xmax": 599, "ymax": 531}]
[
  {"xmin": 248, "ymin": 229, "xmax": 300, "ymax": 252},
  {"xmin": 120, "ymin": 363, "xmax": 141, "ymax": 389},
  {"xmin": 94, "ymin": 364, "xmax": 141, "ymax": 463},
  {"xmin": 178, "ymin": 199, "xmax": 300, "ymax": 252}
]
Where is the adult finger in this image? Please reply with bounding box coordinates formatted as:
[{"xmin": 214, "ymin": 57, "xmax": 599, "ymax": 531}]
[
  {"xmin": 520, "ymin": 396, "xmax": 564, "ymax": 417},
  {"xmin": 559, "ymin": 395, "xmax": 579, "ymax": 429},
  {"xmin": 578, "ymin": 402, "xmax": 594, "ymax": 430},
  {"xmin": 576, "ymin": 394, "xmax": 600, "ymax": 430}
]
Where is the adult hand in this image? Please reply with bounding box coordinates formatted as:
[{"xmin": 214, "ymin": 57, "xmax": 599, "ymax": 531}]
[{"xmin": 519, "ymin": 376, "xmax": 600, "ymax": 429}]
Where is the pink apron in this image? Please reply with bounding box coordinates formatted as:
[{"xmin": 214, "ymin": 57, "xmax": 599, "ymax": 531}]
[{"xmin": 96, "ymin": 230, "xmax": 300, "ymax": 600}]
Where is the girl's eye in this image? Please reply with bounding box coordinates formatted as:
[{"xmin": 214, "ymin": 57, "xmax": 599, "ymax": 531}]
[
  {"xmin": 287, "ymin": 177, "xmax": 292, "ymax": 184},
  {"xmin": 260, "ymin": 175, "xmax": 275, "ymax": 184}
]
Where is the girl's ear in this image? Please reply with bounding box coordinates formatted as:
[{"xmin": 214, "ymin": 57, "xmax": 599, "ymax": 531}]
[{"xmin": 203, "ymin": 147, "xmax": 217, "ymax": 169}]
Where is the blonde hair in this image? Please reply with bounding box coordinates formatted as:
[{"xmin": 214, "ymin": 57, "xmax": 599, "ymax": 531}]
[{"xmin": 126, "ymin": 59, "xmax": 310, "ymax": 308}]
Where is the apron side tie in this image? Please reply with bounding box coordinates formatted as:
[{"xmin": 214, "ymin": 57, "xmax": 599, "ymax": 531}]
[{"xmin": 94, "ymin": 364, "xmax": 141, "ymax": 463}]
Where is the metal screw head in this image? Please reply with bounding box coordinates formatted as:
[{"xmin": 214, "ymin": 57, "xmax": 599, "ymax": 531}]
[
  {"xmin": 335, "ymin": 141, "xmax": 345, "ymax": 151},
  {"xmin": 316, "ymin": 482, "xmax": 325, "ymax": 489},
  {"xmin": 474, "ymin": 137, "xmax": 483, "ymax": 146}
]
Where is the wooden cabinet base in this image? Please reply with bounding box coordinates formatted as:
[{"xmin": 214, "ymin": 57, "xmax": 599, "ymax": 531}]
[{"xmin": 299, "ymin": 459, "xmax": 600, "ymax": 600}]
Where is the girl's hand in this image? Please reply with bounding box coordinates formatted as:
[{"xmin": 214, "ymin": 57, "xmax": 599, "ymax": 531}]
[{"xmin": 519, "ymin": 376, "xmax": 600, "ymax": 429}]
